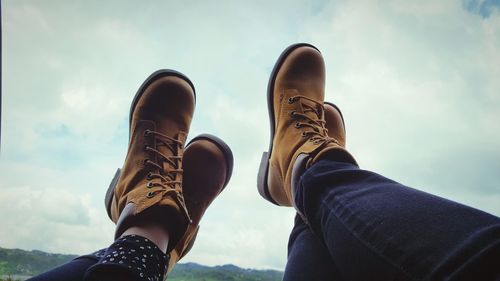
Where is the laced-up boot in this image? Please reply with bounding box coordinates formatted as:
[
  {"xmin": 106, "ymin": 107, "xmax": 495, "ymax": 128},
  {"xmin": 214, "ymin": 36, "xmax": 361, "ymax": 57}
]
[
  {"xmin": 257, "ymin": 44, "xmax": 357, "ymax": 208},
  {"xmin": 105, "ymin": 69, "xmax": 195, "ymax": 251},
  {"xmin": 107, "ymin": 133, "xmax": 233, "ymax": 275}
]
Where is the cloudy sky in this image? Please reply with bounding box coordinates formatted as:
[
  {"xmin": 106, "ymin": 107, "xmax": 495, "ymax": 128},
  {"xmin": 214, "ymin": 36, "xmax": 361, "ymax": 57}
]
[{"xmin": 1, "ymin": 0, "xmax": 499, "ymax": 271}]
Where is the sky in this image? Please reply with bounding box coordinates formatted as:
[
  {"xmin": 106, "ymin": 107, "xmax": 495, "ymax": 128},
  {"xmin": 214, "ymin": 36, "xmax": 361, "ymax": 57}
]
[{"xmin": 1, "ymin": 0, "xmax": 500, "ymax": 271}]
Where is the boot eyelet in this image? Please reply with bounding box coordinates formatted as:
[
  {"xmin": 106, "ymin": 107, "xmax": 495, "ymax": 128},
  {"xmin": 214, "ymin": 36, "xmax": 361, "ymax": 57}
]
[
  {"xmin": 295, "ymin": 123, "xmax": 301, "ymax": 129},
  {"xmin": 143, "ymin": 129, "xmax": 151, "ymax": 137},
  {"xmin": 146, "ymin": 172, "xmax": 153, "ymax": 180},
  {"xmin": 290, "ymin": 111, "xmax": 296, "ymax": 117},
  {"xmin": 143, "ymin": 159, "xmax": 150, "ymax": 165},
  {"xmin": 288, "ymin": 97, "xmax": 295, "ymax": 104},
  {"xmin": 301, "ymin": 132, "xmax": 308, "ymax": 138},
  {"xmin": 146, "ymin": 191, "xmax": 156, "ymax": 198},
  {"xmin": 144, "ymin": 145, "xmax": 150, "ymax": 151},
  {"xmin": 146, "ymin": 182, "xmax": 154, "ymax": 188}
]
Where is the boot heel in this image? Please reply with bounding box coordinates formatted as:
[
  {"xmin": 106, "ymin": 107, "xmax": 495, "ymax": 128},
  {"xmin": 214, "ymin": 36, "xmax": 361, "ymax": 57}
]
[
  {"xmin": 257, "ymin": 151, "xmax": 278, "ymax": 204},
  {"xmin": 105, "ymin": 168, "xmax": 121, "ymax": 220}
]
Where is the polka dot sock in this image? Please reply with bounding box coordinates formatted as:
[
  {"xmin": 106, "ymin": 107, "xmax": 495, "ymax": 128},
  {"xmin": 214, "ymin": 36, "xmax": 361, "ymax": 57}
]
[{"xmin": 84, "ymin": 235, "xmax": 169, "ymax": 281}]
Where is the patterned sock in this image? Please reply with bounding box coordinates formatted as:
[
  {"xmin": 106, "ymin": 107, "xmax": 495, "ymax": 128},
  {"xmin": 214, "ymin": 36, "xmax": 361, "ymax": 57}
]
[{"xmin": 84, "ymin": 235, "xmax": 169, "ymax": 281}]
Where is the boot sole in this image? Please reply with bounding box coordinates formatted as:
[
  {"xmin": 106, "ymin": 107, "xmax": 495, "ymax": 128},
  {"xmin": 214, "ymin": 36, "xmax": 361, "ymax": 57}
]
[
  {"xmin": 105, "ymin": 69, "xmax": 197, "ymax": 219},
  {"xmin": 105, "ymin": 133, "xmax": 234, "ymax": 220},
  {"xmin": 257, "ymin": 43, "xmax": 320, "ymax": 205}
]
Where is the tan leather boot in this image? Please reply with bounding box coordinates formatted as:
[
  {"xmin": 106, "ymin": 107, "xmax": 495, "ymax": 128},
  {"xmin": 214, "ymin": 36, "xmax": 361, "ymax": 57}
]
[
  {"xmin": 166, "ymin": 133, "xmax": 233, "ymax": 274},
  {"xmin": 257, "ymin": 44, "xmax": 357, "ymax": 207},
  {"xmin": 105, "ymin": 69, "xmax": 196, "ymax": 250},
  {"xmin": 106, "ymin": 133, "xmax": 233, "ymax": 275}
]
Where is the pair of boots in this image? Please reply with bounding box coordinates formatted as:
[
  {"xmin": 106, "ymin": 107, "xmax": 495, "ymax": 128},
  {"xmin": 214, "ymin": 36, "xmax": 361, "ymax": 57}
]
[
  {"xmin": 104, "ymin": 70, "xmax": 233, "ymax": 274},
  {"xmin": 106, "ymin": 43, "xmax": 356, "ymax": 276}
]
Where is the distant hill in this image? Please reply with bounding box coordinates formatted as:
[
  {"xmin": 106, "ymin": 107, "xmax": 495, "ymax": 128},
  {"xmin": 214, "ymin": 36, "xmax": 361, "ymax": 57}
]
[
  {"xmin": 0, "ymin": 247, "xmax": 283, "ymax": 281},
  {"xmin": 0, "ymin": 247, "xmax": 77, "ymax": 279},
  {"xmin": 168, "ymin": 262, "xmax": 283, "ymax": 281}
]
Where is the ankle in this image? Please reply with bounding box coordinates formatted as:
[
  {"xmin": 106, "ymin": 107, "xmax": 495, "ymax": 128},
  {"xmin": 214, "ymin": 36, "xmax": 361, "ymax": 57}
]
[
  {"xmin": 313, "ymin": 147, "xmax": 358, "ymax": 167},
  {"xmin": 121, "ymin": 222, "xmax": 170, "ymax": 253}
]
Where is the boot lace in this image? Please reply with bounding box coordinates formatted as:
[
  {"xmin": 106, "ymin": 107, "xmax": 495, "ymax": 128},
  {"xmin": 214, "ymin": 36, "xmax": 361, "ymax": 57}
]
[
  {"xmin": 143, "ymin": 129, "xmax": 191, "ymax": 223},
  {"xmin": 288, "ymin": 95, "xmax": 340, "ymax": 145}
]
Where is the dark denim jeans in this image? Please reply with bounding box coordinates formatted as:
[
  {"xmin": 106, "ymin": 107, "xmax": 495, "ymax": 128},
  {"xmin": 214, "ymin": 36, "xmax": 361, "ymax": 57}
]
[
  {"xmin": 285, "ymin": 159, "xmax": 500, "ymax": 281},
  {"xmin": 30, "ymin": 159, "xmax": 500, "ymax": 281},
  {"xmin": 27, "ymin": 256, "xmax": 98, "ymax": 281},
  {"xmin": 284, "ymin": 214, "xmax": 343, "ymax": 281}
]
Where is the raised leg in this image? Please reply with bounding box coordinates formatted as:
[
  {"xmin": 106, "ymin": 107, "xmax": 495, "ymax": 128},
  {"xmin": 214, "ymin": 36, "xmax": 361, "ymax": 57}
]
[{"xmin": 295, "ymin": 159, "xmax": 500, "ymax": 281}]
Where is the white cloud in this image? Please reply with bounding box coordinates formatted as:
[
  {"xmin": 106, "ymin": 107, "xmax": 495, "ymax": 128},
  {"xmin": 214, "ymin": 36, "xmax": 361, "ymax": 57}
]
[
  {"xmin": 0, "ymin": 185, "xmax": 114, "ymax": 254},
  {"xmin": 54, "ymin": 82, "xmax": 129, "ymax": 140}
]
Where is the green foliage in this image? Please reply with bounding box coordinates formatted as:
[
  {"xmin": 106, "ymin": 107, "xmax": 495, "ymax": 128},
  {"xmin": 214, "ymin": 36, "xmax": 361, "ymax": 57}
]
[
  {"xmin": 0, "ymin": 276, "xmax": 21, "ymax": 281},
  {"xmin": 0, "ymin": 247, "xmax": 76, "ymax": 277},
  {"xmin": 0, "ymin": 247, "xmax": 283, "ymax": 281}
]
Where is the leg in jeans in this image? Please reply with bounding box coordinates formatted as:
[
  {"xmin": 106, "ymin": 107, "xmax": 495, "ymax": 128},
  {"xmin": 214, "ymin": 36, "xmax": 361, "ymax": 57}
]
[
  {"xmin": 294, "ymin": 159, "xmax": 500, "ymax": 281},
  {"xmin": 258, "ymin": 43, "xmax": 500, "ymax": 281},
  {"xmin": 283, "ymin": 214, "xmax": 343, "ymax": 281}
]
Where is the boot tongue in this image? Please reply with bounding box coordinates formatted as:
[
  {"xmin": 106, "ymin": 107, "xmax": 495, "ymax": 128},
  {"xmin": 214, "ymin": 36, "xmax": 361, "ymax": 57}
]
[
  {"xmin": 159, "ymin": 144, "xmax": 176, "ymax": 180},
  {"xmin": 299, "ymin": 98, "xmax": 324, "ymax": 133},
  {"xmin": 157, "ymin": 132, "xmax": 186, "ymax": 183}
]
